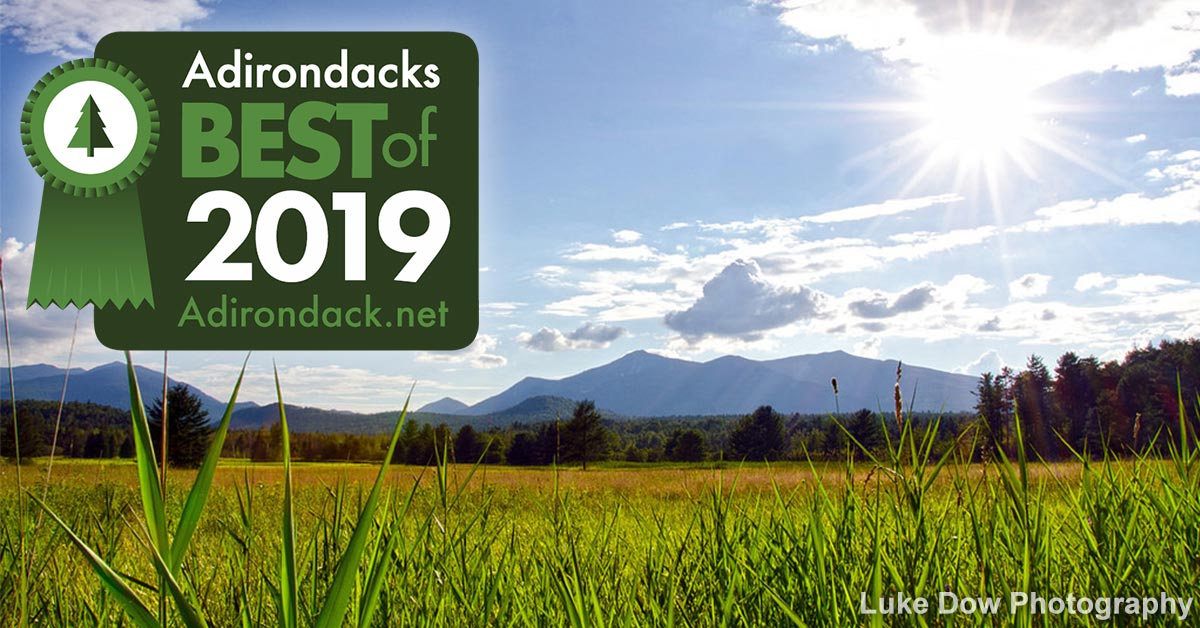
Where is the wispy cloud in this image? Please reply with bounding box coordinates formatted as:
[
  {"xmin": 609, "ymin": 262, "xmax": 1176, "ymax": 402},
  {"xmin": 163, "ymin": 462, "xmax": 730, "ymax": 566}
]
[
  {"xmin": 516, "ymin": 321, "xmax": 628, "ymax": 352},
  {"xmin": 1018, "ymin": 188, "xmax": 1200, "ymax": 232},
  {"xmin": 612, "ymin": 229, "xmax": 643, "ymax": 244},
  {"xmin": 0, "ymin": 0, "xmax": 211, "ymax": 58},
  {"xmin": 774, "ymin": 0, "xmax": 1200, "ymax": 94},
  {"xmin": 848, "ymin": 284, "xmax": 937, "ymax": 319},
  {"xmin": 1074, "ymin": 272, "xmax": 1190, "ymax": 296},
  {"xmin": 415, "ymin": 335, "xmax": 507, "ymax": 369},
  {"xmin": 1009, "ymin": 273, "xmax": 1051, "ymax": 300}
]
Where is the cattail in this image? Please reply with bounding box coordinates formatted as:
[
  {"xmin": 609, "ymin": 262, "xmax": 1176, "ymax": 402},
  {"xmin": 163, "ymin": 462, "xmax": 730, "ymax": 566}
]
[
  {"xmin": 1133, "ymin": 412, "xmax": 1142, "ymax": 445},
  {"xmin": 894, "ymin": 382, "xmax": 903, "ymax": 429},
  {"xmin": 831, "ymin": 377, "xmax": 838, "ymax": 395},
  {"xmin": 831, "ymin": 377, "xmax": 840, "ymax": 416}
]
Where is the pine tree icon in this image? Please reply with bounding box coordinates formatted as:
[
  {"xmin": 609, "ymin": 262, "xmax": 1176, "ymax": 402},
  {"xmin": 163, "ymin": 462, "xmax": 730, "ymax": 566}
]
[{"xmin": 68, "ymin": 95, "xmax": 113, "ymax": 157}]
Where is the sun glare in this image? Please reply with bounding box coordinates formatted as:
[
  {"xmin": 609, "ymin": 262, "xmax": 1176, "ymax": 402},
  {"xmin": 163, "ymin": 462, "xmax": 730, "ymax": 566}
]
[{"xmin": 917, "ymin": 75, "xmax": 1036, "ymax": 161}]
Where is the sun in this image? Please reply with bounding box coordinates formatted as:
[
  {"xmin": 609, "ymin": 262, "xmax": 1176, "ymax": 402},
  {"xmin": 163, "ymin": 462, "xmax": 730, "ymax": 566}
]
[
  {"xmin": 836, "ymin": 34, "xmax": 1120, "ymax": 205},
  {"xmin": 916, "ymin": 73, "xmax": 1037, "ymax": 163}
]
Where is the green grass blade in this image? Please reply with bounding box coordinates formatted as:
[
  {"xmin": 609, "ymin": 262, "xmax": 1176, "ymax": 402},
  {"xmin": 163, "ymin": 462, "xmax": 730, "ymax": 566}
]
[
  {"xmin": 314, "ymin": 386, "xmax": 413, "ymax": 628},
  {"xmin": 125, "ymin": 353, "xmax": 170, "ymax": 556},
  {"xmin": 357, "ymin": 491, "xmax": 406, "ymax": 628},
  {"xmin": 32, "ymin": 494, "xmax": 162, "ymax": 628},
  {"xmin": 146, "ymin": 539, "xmax": 210, "ymax": 628},
  {"xmin": 171, "ymin": 353, "xmax": 249, "ymax": 572},
  {"xmin": 275, "ymin": 365, "xmax": 298, "ymax": 628}
]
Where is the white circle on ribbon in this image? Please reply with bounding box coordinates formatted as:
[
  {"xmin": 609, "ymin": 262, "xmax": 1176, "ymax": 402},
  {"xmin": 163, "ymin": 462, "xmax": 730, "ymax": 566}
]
[{"xmin": 43, "ymin": 80, "xmax": 138, "ymax": 175}]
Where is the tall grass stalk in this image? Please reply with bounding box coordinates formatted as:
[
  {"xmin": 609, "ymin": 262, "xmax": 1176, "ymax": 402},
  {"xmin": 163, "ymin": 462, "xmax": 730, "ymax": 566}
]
[
  {"xmin": 39, "ymin": 309, "xmax": 79, "ymax": 505},
  {"xmin": 1, "ymin": 253, "xmax": 29, "ymax": 628}
]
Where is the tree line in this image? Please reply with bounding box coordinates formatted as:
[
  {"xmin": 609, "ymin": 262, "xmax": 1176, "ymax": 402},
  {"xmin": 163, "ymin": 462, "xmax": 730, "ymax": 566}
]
[
  {"xmin": 5, "ymin": 339, "xmax": 1196, "ymax": 467},
  {"xmin": 975, "ymin": 338, "xmax": 1199, "ymax": 460}
]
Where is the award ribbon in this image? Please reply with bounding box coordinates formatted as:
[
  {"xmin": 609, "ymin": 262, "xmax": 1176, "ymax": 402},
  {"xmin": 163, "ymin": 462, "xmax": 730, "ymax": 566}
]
[{"xmin": 21, "ymin": 58, "xmax": 159, "ymax": 308}]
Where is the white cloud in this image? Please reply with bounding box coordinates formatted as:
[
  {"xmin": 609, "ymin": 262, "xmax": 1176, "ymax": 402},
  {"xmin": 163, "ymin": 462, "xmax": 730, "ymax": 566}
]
[
  {"xmin": 775, "ymin": 0, "xmax": 1200, "ymax": 94},
  {"xmin": 693, "ymin": 193, "xmax": 960, "ymax": 234},
  {"xmin": 1073, "ymin": 272, "xmax": 1190, "ymax": 296},
  {"xmin": 174, "ymin": 361, "xmax": 495, "ymax": 413},
  {"xmin": 848, "ymin": 283, "xmax": 937, "ymax": 318},
  {"xmin": 1009, "ymin": 273, "xmax": 1051, "ymax": 299},
  {"xmin": 1019, "ymin": 187, "xmax": 1200, "ymax": 232},
  {"xmin": 612, "ymin": 229, "xmax": 643, "ymax": 244},
  {"xmin": 516, "ymin": 322, "xmax": 628, "ymax": 352},
  {"xmin": 564, "ymin": 243, "xmax": 666, "ymax": 263},
  {"xmin": 480, "ymin": 302, "xmax": 525, "ymax": 317},
  {"xmin": 415, "ymin": 334, "xmax": 507, "ymax": 369},
  {"xmin": 1166, "ymin": 58, "xmax": 1200, "ymax": 96},
  {"xmin": 1125, "ymin": 133, "xmax": 1148, "ymax": 143},
  {"xmin": 533, "ymin": 265, "xmax": 570, "ymax": 286},
  {"xmin": 664, "ymin": 260, "xmax": 825, "ymax": 341},
  {"xmin": 802, "ymin": 193, "xmax": 962, "ymax": 223},
  {"xmin": 0, "ymin": 0, "xmax": 211, "ymax": 58},
  {"xmin": 957, "ymin": 349, "xmax": 1006, "ymax": 375},
  {"xmin": 841, "ymin": 274, "xmax": 988, "ymax": 324},
  {"xmin": 1075, "ymin": 272, "xmax": 1111, "ymax": 292},
  {"xmin": 0, "ymin": 238, "xmax": 113, "ymax": 365},
  {"xmin": 854, "ymin": 336, "xmax": 882, "ymax": 358}
]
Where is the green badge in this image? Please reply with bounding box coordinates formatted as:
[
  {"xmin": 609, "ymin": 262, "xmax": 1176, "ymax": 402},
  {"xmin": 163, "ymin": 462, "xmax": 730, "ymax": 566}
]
[
  {"xmin": 21, "ymin": 58, "xmax": 159, "ymax": 307},
  {"xmin": 23, "ymin": 33, "xmax": 479, "ymax": 351}
]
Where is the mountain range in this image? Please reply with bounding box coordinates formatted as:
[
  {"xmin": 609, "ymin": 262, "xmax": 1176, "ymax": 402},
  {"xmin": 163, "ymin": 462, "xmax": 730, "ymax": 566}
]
[
  {"xmin": 7, "ymin": 350, "xmax": 979, "ymax": 433},
  {"xmin": 3, "ymin": 362, "xmax": 258, "ymax": 419},
  {"xmin": 429, "ymin": 350, "xmax": 977, "ymax": 417}
]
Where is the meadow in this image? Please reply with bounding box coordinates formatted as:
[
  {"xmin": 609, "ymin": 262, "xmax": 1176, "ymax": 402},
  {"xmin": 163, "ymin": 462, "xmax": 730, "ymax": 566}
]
[{"xmin": 2, "ymin": 359, "xmax": 1198, "ymax": 627}]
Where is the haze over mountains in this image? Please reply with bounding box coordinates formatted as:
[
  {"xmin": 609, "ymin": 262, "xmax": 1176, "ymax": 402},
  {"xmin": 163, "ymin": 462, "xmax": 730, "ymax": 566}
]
[
  {"xmin": 430, "ymin": 350, "xmax": 976, "ymax": 417},
  {"xmin": 3, "ymin": 362, "xmax": 256, "ymax": 419},
  {"xmin": 7, "ymin": 351, "xmax": 979, "ymax": 432}
]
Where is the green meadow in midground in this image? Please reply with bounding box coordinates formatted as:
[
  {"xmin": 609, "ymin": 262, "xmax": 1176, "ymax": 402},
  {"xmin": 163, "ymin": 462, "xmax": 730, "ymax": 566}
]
[{"xmin": 2, "ymin": 358, "xmax": 1199, "ymax": 627}]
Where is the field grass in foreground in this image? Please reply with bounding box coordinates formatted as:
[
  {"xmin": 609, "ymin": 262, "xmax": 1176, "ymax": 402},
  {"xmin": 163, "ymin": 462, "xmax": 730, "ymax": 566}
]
[
  {"xmin": 1, "ymin": 453, "xmax": 1197, "ymax": 627},
  {"xmin": 2, "ymin": 358, "xmax": 1197, "ymax": 627}
]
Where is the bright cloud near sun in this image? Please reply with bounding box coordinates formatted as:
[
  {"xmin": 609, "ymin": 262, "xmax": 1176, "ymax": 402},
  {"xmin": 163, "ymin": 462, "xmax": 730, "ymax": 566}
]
[{"xmin": 775, "ymin": 0, "xmax": 1200, "ymax": 95}]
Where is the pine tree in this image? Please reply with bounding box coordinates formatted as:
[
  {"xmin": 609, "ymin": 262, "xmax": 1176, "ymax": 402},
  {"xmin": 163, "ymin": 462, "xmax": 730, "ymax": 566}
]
[
  {"xmin": 1, "ymin": 401, "xmax": 45, "ymax": 462},
  {"xmin": 729, "ymin": 405, "xmax": 788, "ymax": 461},
  {"xmin": 147, "ymin": 384, "xmax": 213, "ymax": 468},
  {"xmin": 975, "ymin": 372, "xmax": 1007, "ymax": 458},
  {"xmin": 68, "ymin": 95, "xmax": 113, "ymax": 157},
  {"xmin": 562, "ymin": 400, "xmax": 610, "ymax": 470},
  {"xmin": 454, "ymin": 424, "xmax": 483, "ymax": 463}
]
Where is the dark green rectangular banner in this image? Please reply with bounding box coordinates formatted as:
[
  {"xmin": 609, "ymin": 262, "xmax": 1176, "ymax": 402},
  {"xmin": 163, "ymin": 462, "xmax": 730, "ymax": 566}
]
[{"xmin": 66, "ymin": 32, "xmax": 479, "ymax": 349}]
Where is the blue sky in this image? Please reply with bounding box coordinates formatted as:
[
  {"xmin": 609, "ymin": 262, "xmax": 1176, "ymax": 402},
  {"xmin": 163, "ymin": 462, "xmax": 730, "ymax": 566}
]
[{"xmin": 2, "ymin": 0, "xmax": 1198, "ymax": 411}]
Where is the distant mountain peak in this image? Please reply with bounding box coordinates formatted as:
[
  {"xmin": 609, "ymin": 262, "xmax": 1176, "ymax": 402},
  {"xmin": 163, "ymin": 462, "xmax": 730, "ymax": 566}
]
[
  {"xmin": 417, "ymin": 397, "xmax": 470, "ymax": 414},
  {"xmin": 465, "ymin": 348, "xmax": 977, "ymax": 417}
]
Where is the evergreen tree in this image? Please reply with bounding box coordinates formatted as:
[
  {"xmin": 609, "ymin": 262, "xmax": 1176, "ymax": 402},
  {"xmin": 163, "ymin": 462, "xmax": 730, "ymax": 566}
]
[
  {"xmin": 1054, "ymin": 352, "xmax": 1097, "ymax": 453},
  {"xmin": 728, "ymin": 405, "xmax": 788, "ymax": 461},
  {"xmin": 454, "ymin": 424, "xmax": 484, "ymax": 463},
  {"xmin": 562, "ymin": 400, "xmax": 610, "ymax": 470},
  {"xmin": 406, "ymin": 423, "xmax": 436, "ymax": 464},
  {"xmin": 69, "ymin": 95, "xmax": 113, "ymax": 157},
  {"xmin": 975, "ymin": 372, "xmax": 1007, "ymax": 458},
  {"xmin": 505, "ymin": 432, "xmax": 539, "ymax": 466},
  {"xmin": 846, "ymin": 408, "xmax": 882, "ymax": 458},
  {"xmin": 147, "ymin": 384, "xmax": 213, "ymax": 468},
  {"xmin": 1, "ymin": 401, "xmax": 45, "ymax": 462}
]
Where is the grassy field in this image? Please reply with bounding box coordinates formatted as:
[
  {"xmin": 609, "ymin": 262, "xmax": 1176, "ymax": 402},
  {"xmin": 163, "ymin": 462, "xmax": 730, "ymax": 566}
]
[
  {"xmin": 2, "ymin": 361, "xmax": 1198, "ymax": 627},
  {"xmin": 3, "ymin": 453, "xmax": 1198, "ymax": 627}
]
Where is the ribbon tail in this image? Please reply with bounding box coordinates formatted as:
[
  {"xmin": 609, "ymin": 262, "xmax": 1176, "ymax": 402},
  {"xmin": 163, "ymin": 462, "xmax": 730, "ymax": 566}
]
[{"xmin": 27, "ymin": 184, "xmax": 154, "ymax": 309}]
